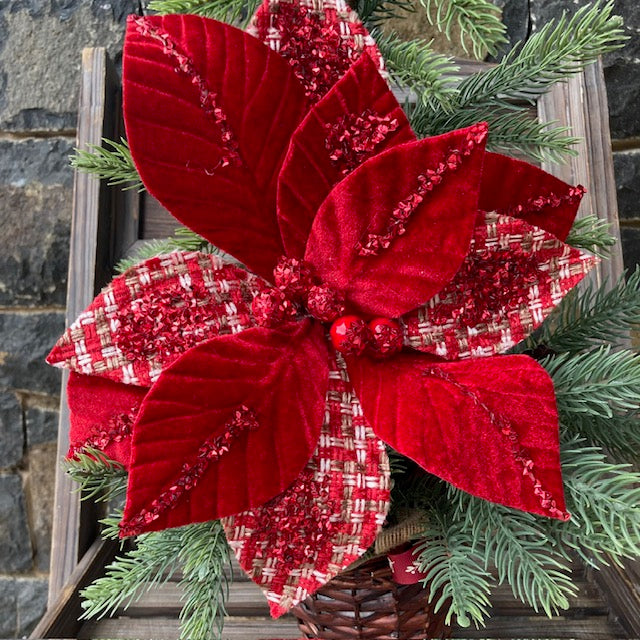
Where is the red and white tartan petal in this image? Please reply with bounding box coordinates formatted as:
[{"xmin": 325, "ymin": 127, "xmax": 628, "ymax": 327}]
[
  {"xmin": 248, "ymin": 0, "xmax": 384, "ymax": 101},
  {"xmin": 401, "ymin": 212, "xmax": 598, "ymax": 360},
  {"xmin": 47, "ymin": 252, "xmax": 263, "ymax": 386},
  {"xmin": 222, "ymin": 351, "xmax": 391, "ymax": 618}
]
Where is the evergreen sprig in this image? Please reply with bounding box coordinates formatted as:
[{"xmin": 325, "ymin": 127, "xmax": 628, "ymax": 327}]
[
  {"xmin": 64, "ymin": 448, "xmax": 127, "ymax": 503},
  {"xmin": 349, "ymin": 0, "xmax": 415, "ymax": 27},
  {"xmin": 450, "ymin": 491, "xmax": 577, "ymax": 617},
  {"xmin": 374, "ymin": 31, "xmax": 458, "ymax": 108},
  {"xmin": 419, "ymin": 0, "xmax": 508, "ymax": 59},
  {"xmin": 565, "ymin": 214, "xmax": 617, "ymax": 256},
  {"xmin": 535, "ymin": 269, "xmax": 640, "ymax": 355},
  {"xmin": 415, "ymin": 512, "xmax": 493, "ymax": 628},
  {"xmin": 178, "ymin": 521, "xmax": 231, "ymax": 640},
  {"xmin": 70, "ymin": 138, "xmax": 143, "ymax": 191},
  {"xmin": 147, "ymin": 0, "xmax": 260, "ymax": 25}
]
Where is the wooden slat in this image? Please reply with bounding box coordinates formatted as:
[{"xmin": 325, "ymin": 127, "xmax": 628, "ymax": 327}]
[{"xmin": 47, "ymin": 47, "xmax": 120, "ymax": 608}]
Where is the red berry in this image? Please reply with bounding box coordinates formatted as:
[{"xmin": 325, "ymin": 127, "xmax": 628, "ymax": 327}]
[
  {"xmin": 330, "ymin": 315, "xmax": 370, "ymax": 355},
  {"xmin": 368, "ymin": 317, "xmax": 403, "ymax": 357}
]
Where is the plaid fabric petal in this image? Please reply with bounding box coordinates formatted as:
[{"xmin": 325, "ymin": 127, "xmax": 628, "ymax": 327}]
[
  {"xmin": 47, "ymin": 252, "xmax": 263, "ymax": 386},
  {"xmin": 248, "ymin": 0, "xmax": 384, "ymax": 102},
  {"xmin": 222, "ymin": 350, "xmax": 391, "ymax": 618},
  {"xmin": 401, "ymin": 212, "xmax": 598, "ymax": 359}
]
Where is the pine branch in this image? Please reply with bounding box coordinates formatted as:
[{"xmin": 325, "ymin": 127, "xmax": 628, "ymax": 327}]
[
  {"xmin": 147, "ymin": 0, "xmax": 260, "ymax": 25},
  {"xmin": 415, "ymin": 512, "xmax": 493, "ymax": 628},
  {"xmin": 556, "ymin": 439, "xmax": 640, "ymax": 563},
  {"xmin": 70, "ymin": 138, "xmax": 143, "ymax": 191},
  {"xmin": 349, "ymin": 0, "xmax": 415, "ymax": 27},
  {"xmin": 374, "ymin": 31, "xmax": 458, "ymax": 108},
  {"xmin": 565, "ymin": 215, "xmax": 617, "ymax": 256},
  {"xmin": 535, "ymin": 269, "xmax": 640, "ymax": 355},
  {"xmin": 178, "ymin": 521, "xmax": 231, "ymax": 640},
  {"xmin": 81, "ymin": 526, "xmax": 185, "ymax": 619},
  {"xmin": 419, "ymin": 0, "xmax": 508, "ymax": 60},
  {"xmin": 64, "ymin": 448, "xmax": 127, "ymax": 504},
  {"xmin": 449, "ymin": 490, "xmax": 576, "ymax": 617}
]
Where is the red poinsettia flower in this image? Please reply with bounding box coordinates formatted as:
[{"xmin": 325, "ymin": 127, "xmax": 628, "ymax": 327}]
[{"xmin": 48, "ymin": 0, "xmax": 597, "ymax": 616}]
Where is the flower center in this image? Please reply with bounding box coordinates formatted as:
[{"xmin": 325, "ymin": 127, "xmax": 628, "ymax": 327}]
[{"xmin": 252, "ymin": 257, "xmax": 403, "ymax": 358}]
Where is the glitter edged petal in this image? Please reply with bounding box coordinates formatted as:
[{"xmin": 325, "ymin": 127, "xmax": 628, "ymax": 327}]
[
  {"xmin": 278, "ymin": 53, "xmax": 415, "ymax": 258},
  {"xmin": 47, "ymin": 252, "xmax": 263, "ymax": 386},
  {"xmin": 121, "ymin": 320, "xmax": 329, "ymax": 535},
  {"xmin": 402, "ymin": 212, "xmax": 598, "ymax": 359},
  {"xmin": 222, "ymin": 351, "xmax": 391, "ymax": 617},
  {"xmin": 348, "ymin": 353, "xmax": 569, "ymax": 520}
]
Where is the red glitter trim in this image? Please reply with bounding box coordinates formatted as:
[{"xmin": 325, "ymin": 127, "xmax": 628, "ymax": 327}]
[
  {"xmin": 254, "ymin": 3, "xmax": 357, "ymax": 102},
  {"xmin": 120, "ymin": 406, "xmax": 259, "ymax": 537},
  {"xmin": 357, "ymin": 123, "xmax": 488, "ymax": 257},
  {"xmin": 423, "ymin": 367, "xmax": 569, "ymax": 520},
  {"xmin": 306, "ymin": 285, "xmax": 345, "ymax": 323},
  {"xmin": 428, "ymin": 244, "xmax": 540, "ymax": 329},
  {"xmin": 114, "ymin": 281, "xmax": 220, "ymax": 366},
  {"xmin": 252, "ymin": 288, "xmax": 298, "ymax": 327},
  {"xmin": 69, "ymin": 405, "xmax": 139, "ymax": 456},
  {"xmin": 500, "ymin": 185, "xmax": 586, "ymax": 219},
  {"xmin": 325, "ymin": 109, "xmax": 400, "ymax": 175},
  {"xmin": 273, "ymin": 256, "xmax": 313, "ymax": 300},
  {"xmin": 132, "ymin": 16, "xmax": 240, "ymax": 168}
]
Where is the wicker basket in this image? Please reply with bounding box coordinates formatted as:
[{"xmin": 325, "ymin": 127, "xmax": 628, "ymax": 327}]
[{"xmin": 292, "ymin": 555, "xmax": 452, "ymax": 639}]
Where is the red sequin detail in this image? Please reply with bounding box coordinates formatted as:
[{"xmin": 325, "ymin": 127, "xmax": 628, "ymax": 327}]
[
  {"xmin": 428, "ymin": 245, "xmax": 540, "ymax": 329},
  {"xmin": 330, "ymin": 315, "xmax": 370, "ymax": 355},
  {"xmin": 325, "ymin": 109, "xmax": 400, "ymax": 175},
  {"xmin": 132, "ymin": 16, "xmax": 240, "ymax": 168},
  {"xmin": 114, "ymin": 281, "xmax": 218, "ymax": 366},
  {"xmin": 423, "ymin": 367, "xmax": 569, "ymax": 520},
  {"xmin": 254, "ymin": 3, "xmax": 357, "ymax": 102},
  {"xmin": 501, "ymin": 185, "xmax": 586, "ymax": 219},
  {"xmin": 120, "ymin": 406, "xmax": 259, "ymax": 537},
  {"xmin": 357, "ymin": 123, "xmax": 488, "ymax": 256},
  {"xmin": 69, "ymin": 405, "xmax": 139, "ymax": 456},
  {"xmin": 306, "ymin": 285, "xmax": 345, "ymax": 323},
  {"xmin": 273, "ymin": 256, "xmax": 312, "ymax": 299},
  {"xmin": 252, "ymin": 289, "xmax": 298, "ymax": 327}
]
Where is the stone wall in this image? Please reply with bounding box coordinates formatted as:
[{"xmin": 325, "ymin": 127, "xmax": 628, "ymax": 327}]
[
  {"xmin": 0, "ymin": 1, "xmax": 637, "ymax": 637},
  {"xmin": 0, "ymin": 2, "xmax": 137, "ymax": 636}
]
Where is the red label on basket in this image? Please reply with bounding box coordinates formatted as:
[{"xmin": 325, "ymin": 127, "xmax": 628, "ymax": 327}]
[{"xmin": 387, "ymin": 545, "xmax": 428, "ymax": 585}]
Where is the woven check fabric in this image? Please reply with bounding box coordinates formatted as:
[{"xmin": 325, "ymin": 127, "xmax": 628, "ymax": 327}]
[{"xmin": 222, "ymin": 352, "xmax": 391, "ymax": 617}]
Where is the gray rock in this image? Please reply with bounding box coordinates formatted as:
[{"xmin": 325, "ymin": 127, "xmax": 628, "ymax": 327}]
[
  {"xmin": 25, "ymin": 405, "xmax": 59, "ymax": 447},
  {"xmin": 0, "ymin": 391, "xmax": 23, "ymax": 469},
  {"xmin": 26, "ymin": 443, "xmax": 57, "ymax": 572},
  {"xmin": 614, "ymin": 150, "xmax": 640, "ymax": 221},
  {"xmin": 0, "ymin": 474, "xmax": 33, "ymax": 573},
  {"xmin": 0, "ymin": 577, "xmax": 17, "ymax": 638},
  {"xmin": 0, "ymin": 312, "xmax": 65, "ymax": 395},
  {"xmin": 0, "ymin": 1, "xmax": 139, "ymax": 131},
  {"xmin": 16, "ymin": 577, "xmax": 48, "ymax": 635},
  {"xmin": 0, "ymin": 183, "xmax": 71, "ymax": 307},
  {"xmin": 491, "ymin": 0, "xmax": 530, "ymax": 57},
  {"xmin": 621, "ymin": 226, "xmax": 640, "ymax": 271},
  {"xmin": 0, "ymin": 138, "xmax": 74, "ymax": 188}
]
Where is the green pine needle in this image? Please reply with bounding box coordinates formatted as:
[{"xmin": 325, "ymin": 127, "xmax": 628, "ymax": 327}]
[
  {"xmin": 374, "ymin": 31, "xmax": 458, "ymax": 108},
  {"xmin": 70, "ymin": 138, "xmax": 143, "ymax": 191},
  {"xmin": 64, "ymin": 448, "xmax": 127, "ymax": 504},
  {"xmin": 419, "ymin": 0, "xmax": 508, "ymax": 60},
  {"xmin": 147, "ymin": 0, "xmax": 260, "ymax": 26},
  {"xmin": 415, "ymin": 512, "xmax": 493, "ymax": 628},
  {"xmin": 565, "ymin": 215, "xmax": 617, "ymax": 256},
  {"xmin": 349, "ymin": 0, "xmax": 415, "ymax": 27}
]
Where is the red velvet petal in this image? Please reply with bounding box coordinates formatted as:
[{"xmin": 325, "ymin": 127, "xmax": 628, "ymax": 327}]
[
  {"xmin": 348, "ymin": 353, "xmax": 569, "ymax": 520},
  {"xmin": 305, "ymin": 123, "xmax": 488, "ymax": 318},
  {"xmin": 223, "ymin": 350, "xmax": 390, "ymax": 617},
  {"xmin": 67, "ymin": 372, "xmax": 148, "ymax": 468},
  {"xmin": 402, "ymin": 212, "xmax": 598, "ymax": 359},
  {"xmin": 278, "ymin": 54, "xmax": 415, "ymax": 258},
  {"xmin": 47, "ymin": 252, "xmax": 262, "ymax": 386},
  {"xmin": 248, "ymin": 0, "xmax": 383, "ymax": 102},
  {"xmin": 480, "ymin": 152, "xmax": 585, "ymax": 241},
  {"xmin": 123, "ymin": 15, "xmax": 308, "ymax": 279},
  {"xmin": 121, "ymin": 319, "xmax": 329, "ymax": 534}
]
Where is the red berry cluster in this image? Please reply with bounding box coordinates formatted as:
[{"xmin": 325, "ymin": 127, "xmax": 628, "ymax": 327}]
[{"xmin": 330, "ymin": 315, "xmax": 403, "ymax": 358}]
